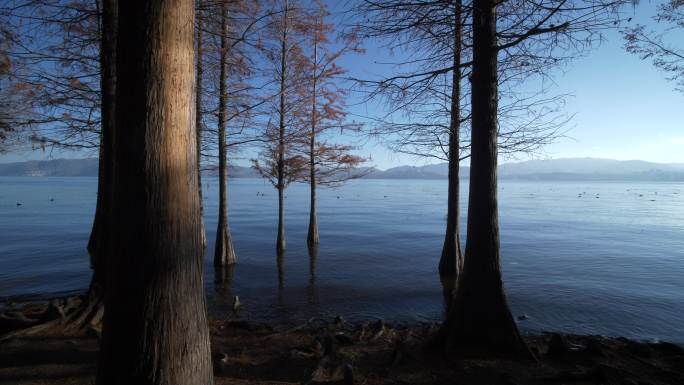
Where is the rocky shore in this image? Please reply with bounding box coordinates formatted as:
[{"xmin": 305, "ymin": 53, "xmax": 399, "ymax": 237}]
[{"xmin": 1, "ymin": 298, "xmax": 684, "ymax": 384}]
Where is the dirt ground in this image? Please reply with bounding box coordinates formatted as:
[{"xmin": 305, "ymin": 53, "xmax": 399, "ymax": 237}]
[{"xmin": 1, "ymin": 317, "xmax": 684, "ymax": 385}]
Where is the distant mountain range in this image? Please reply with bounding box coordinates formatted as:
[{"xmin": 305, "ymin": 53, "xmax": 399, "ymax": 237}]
[
  {"xmin": 0, "ymin": 158, "xmax": 100, "ymax": 177},
  {"xmin": 364, "ymin": 158, "xmax": 684, "ymax": 181},
  {"xmin": 2, "ymin": 157, "xmax": 684, "ymax": 181}
]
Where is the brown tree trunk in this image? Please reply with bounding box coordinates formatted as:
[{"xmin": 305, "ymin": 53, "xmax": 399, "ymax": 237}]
[
  {"xmin": 97, "ymin": 0, "xmax": 213, "ymax": 383},
  {"xmin": 435, "ymin": 0, "xmax": 530, "ymax": 357},
  {"xmin": 214, "ymin": 0, "xmax": 237, "ymax": 267},
  {"xmin": 76, "ymin": 0, "xmax": 117, "ymax": 331},
  {"xmin": 307, "ymin": 34, "xmax": 319, "ymax": 246},
  {"xmin": 196, "ymin": 0, "xmax": 207, "ymax": 251},
  {"xmin": 439, "ymin": 0, "xmax": 463, "ymax": 277},
  {"xmin": 276, "ymin": 0, "xmax": 288, "ymax": 255}
]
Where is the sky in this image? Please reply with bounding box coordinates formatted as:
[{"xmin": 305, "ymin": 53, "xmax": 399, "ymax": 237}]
[
  {"xmin": 1, "ymin": 2, "xmax": 682, "ymax": 170},
  {"xmin": 340, "ymin": 2, "xmax": 684, "ymax": 169}
]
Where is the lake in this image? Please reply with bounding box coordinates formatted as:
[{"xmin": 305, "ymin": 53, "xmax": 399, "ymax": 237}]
[{"xmin": 0, "ymin": 176, "xmax": 682, "ymax": 344}]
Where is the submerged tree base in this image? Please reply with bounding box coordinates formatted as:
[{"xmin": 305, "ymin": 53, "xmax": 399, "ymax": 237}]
[{"xmin": 2, "ymin": 301, "xmax": 684, "ymax": 385}]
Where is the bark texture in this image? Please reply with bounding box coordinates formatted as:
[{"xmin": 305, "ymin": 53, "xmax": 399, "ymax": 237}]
[
  {"xmin": 196, "ymin": 1, "xmax": 207, "ymax": 251},
  {"xmin": 97, "ymin": 0, "xmax": 213, "ymax": 383},
  {"xmin": 436, "ymin": 0, "xmax": 530, "ymax": 356},
  {"xmin": 439, "ymin": 0, "xmax": 463, "ymax": 277},
  {"xmin": 214, "ymin": 0, "xmax": 237, "ymax": 267}
]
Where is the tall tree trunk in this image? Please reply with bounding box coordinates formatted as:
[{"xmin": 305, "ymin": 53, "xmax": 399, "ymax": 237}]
[
  {"xmin": 77, "ymin": 0, "xmax": 117, "ymax": 330},
  {"xmin": 435, "ymin": 0, "xmax": 530, "ymax": 356},
  {"xmin": 439, "ymin": 0, "xmax": 463, "ymax": 277},
  {"xmin": 307, "ymin": 33, "xmax": 319, "ymax": 246},
  {"xmin": 97, "ymin": 0, "xmax": 213, "ymax": 383},
  {"xmin": 276, "ymin": 0, "xmax": 289, "ymax": 255},
  {"xmin": 214, "ymin": 0, "xmax": 237, "ymax": 267},
  {"xmin": 196, "ymin": 0, "xmax": 207, "ymax": 251}
]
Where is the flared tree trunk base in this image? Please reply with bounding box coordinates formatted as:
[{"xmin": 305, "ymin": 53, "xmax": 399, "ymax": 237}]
[
  {"xmin": 215, "ymin": 227, "xmax": 237, "ymax": 266},
  {"xmin": 429, "ymin": 277, "xmax": 533, "ymax": 359}
]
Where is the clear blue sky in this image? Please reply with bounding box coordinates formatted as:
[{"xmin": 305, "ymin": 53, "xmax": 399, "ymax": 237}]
[
  {"xmin": 2, "ymin": 2, "xmax": 682, "ymax": 169},
  {"xmin": 340, "ymin": 2, "xmax": 684, "ymax": 169}
]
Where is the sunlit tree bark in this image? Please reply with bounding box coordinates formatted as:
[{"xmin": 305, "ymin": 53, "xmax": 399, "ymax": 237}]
[
  {"xmin": 196, "ymin": 0, "xmax": 207, "ymax": 251},
  {"xmin": 97, "ymin": 0, "xmax": 213, "ymax": 383}
]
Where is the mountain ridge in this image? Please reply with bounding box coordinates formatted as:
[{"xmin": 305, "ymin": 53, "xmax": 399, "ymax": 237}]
[{"xmin": 2, "ymin": 157, "xmax": 684, "ymax": 181}]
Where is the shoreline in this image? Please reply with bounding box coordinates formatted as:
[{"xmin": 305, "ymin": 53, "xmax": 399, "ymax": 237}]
[
  {"xmin": 2, "ymin": 297, "xmax": 684, "ymax": 384},
  {"xmin": 4, "ymin": 291, "xmax": 683, "ymax": 348}
]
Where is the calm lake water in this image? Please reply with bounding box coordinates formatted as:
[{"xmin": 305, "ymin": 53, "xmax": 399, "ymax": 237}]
[{"xmin": 1, "ymin": 176, "xmax": 683, "ymax": 344}]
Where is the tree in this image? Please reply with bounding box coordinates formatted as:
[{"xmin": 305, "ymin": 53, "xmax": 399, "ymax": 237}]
[
  {"xmin": 199, "ymin": 0, "xmax": 265, "ymax": 268},
  {"xmin": 196, "ymin": 0, "xmax": 207, "ymax": 251},
  {"xmin": 355, "ymin": 0, "xmax": 570, "ymax": 277},
  {"xmin": 0, "ymin": 0, "xmax": 116, "ymax": 335},
  {"xmin": 300, "ymin": 2, "xmax": 365, "ymax": 246},
  {"xmin": 214, "ymin": 0, "xmax": 238, "ymax": 267},
  {"xmin": 252, "ymin": 0, "xmax": 309, "ymax": 255},
  {"xmin": 435, "ymin": 0, "xmax": 529, "ymax": 355},
  {"xmin": 0, "ymin": 30, "xmax": 26, "ymax": 153},
  {"xmin": 432, "ymin": 0, "xmax": 625, "ymax": 354},
  {"xmin": 623, "ymin": 1, "xmax": 684, "ymax": 93},
  {"xmin": 1, "ymin": 0, "xmax": 102, "ymax": 149},
  {"xmin": 78, "ymin": 0, "xmax": 117, "ymax": 331},
  {"xmin": 97, "ymin": 0, "xmax": 213, "ymax": 383},
  {"xmin": 440, "ymin": 0, "xmax": 464, "ymax": 277},
  {"xmin": 0, "ymin": 20, "xmax": 18, "ymax": 151}
]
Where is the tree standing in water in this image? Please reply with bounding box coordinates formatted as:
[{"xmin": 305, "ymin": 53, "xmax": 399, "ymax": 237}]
[
  {"xmin": 300, "ymin": 1, "xmax": 365, "ymax": 246},
  {"xmin": 97, "ymin": 0, "xmax": 213, "ymax": 383},
  {"xmin": 439, "ymin": 0, "xmax": 464, "ymax": 277},
  {"xmin": 435, "ymin": 0, "xmax": 529, "ymax": 354},
  {"xmin": 252, "ymin": 0, "xmax": 308, "ymax": 255},
  {"xmin": 435, "ymin": 0, "xmax": 625, "ymax": 355},
  {"xmin": 214, "ymin": 0, "xmax": 238, "ymax": 267},
  {"xmin": 200, "ymin": 0, "xmax": 264, "ymax": 269},
  {"xmin": 354, "ymin": 0, "xmax": 568, "ymax": 278}
]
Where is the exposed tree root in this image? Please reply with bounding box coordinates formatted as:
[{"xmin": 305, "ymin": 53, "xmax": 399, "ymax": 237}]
[{"xmin": 0, "ymin": 288, "xmax": 103, "ymax": 342}]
